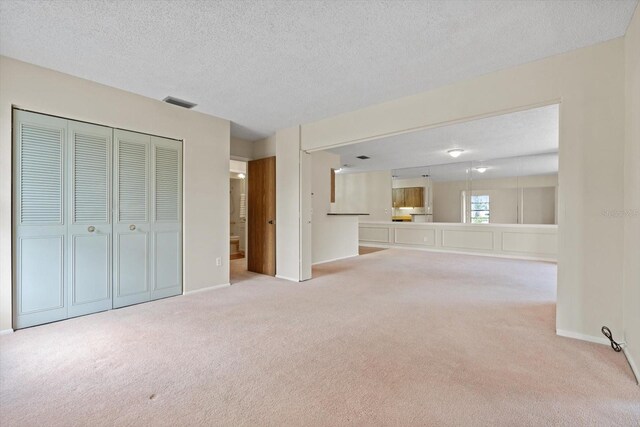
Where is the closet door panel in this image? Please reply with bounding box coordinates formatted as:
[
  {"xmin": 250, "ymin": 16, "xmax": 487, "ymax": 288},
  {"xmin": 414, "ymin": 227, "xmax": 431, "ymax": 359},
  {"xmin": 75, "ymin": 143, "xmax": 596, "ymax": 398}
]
[
  {"xmin": 18, "ymin": 235, "xmax": 64, "ymax": 313},
  {"xmin": 67, "ymin": 121, "xmax": 113, "ymax": 318},
  {"xmin": 13, "ymin": 111, "xmax": 68, "ymax": 329},
  {"xmin": 150, "ymin": 137, "xmax": 182, "ymax": 300},
  {"xmin": 116, "ymin": 233, "xmax": 148, "ymax": 295},
  {"xmin": 113, "ymin": 129, "xmax": 151, "ymax": 308},
  {"xmin": 154, "ymin": 231, "xmax": 180, "ymax": 291}
]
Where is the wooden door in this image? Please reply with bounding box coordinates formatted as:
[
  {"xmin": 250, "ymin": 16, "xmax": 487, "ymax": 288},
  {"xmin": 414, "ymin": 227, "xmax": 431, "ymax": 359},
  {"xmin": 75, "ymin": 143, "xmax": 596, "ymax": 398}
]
[
  {"xmin": 247, "ymin": 156, "xmax": 276, "ymax": 275},
  {"xmin": 112, "ymin": 129, "xmax": 151, "ymax": 308}
]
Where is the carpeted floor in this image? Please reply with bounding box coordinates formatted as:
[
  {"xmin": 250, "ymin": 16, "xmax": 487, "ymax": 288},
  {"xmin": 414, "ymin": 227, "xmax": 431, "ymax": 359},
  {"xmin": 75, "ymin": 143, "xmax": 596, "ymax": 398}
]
[{"xmin": 1, "ymin": 249, "xmax": 638, "ymax": 426}]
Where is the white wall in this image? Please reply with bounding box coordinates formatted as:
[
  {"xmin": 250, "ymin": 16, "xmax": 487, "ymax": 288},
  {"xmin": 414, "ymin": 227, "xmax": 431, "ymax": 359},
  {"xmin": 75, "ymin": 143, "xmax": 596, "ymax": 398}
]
[
  {"xmin": 311, "ymin": 151, "xmax": 358, "ymax": 264},
  {"xmin": 300, "ymin": 39, "xmax": 626, "ymax": 343},
  {"xmin": 275, "ymin": 126, "xmax": 302, "ymax": 281},
  {"xmin": 230, "ymin": 137, "xmax": 254, "ymax": 160},
  {"xmin": 334, "ymin": 171, "xmax": 392, "ymax": 221},
  {"xmin": 253, "ymin": 134, "xmax": 276, "ymax": 160},
  {"xmin": 0, "ymin": 56, "xmax": 230, "ymax": 331},
  {"xmin": 624, "ymin": 5, "xmax": 640, "ymax": 379},
  {"xmin": 523, "ymin": 187, "xmax": 556, "ymax": 225}
]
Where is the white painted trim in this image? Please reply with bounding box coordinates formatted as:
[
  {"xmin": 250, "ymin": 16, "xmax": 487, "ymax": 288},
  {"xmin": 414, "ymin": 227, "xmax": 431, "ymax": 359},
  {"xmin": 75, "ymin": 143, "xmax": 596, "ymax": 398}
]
[
  {"xmin": 230, "ymin": 155, "xmax": 252, "ymax": 162},
  {"xmin": 275, "ymin": 274, "xmax": 300, "ymax": 282},
  {"xmin": 312, "ymin": 253, "xmax": 359, "ymax": 266},
  {"xmin": 0, "ymin": 328, "xmax": 14, "ymax": 335},
  {"xmin": 183, "ymin": 283, "xmax": 231, "ymax": 295},
  {"xmin": 623, "ymin": 347, "xmax": 640, "ymax": 385},
  {"xmin": 360, "ymin": 242, "xmax": 557, "ymax": 263},
  {"xmin": 557, "ymin": 330, "xmax": 639, "ymax": 385},
  {"xmin": 556, "ymin": 329, "xmax": 612, "ymax": 346}
]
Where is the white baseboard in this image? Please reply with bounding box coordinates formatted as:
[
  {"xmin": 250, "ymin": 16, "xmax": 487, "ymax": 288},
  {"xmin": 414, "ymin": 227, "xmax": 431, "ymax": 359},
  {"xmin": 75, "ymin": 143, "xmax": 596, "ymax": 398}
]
[
  {"xmin": 623, "ymin": 347, "xmax": 640, "ymax": 385},
  {"xmin": 312, "ymin": 253, "xmax": 359, "ymax": 266},
  {"xmin": 558, "ymin": 329, "xmax": 639, "ymax": 385},
  {"xmin": 0, "ymin": 329, "xmax": 14, "ymax": 335},
  {"xmin": 275, "ymin": 275, "xmax": 300, "ymax": 282},
  {"xmin": 556, "ymin": 329, "xmax": 611, "ymax": 346},
  {"xmin": 183, "ymin": 283, "xmax": 231, "ymax": 295}
]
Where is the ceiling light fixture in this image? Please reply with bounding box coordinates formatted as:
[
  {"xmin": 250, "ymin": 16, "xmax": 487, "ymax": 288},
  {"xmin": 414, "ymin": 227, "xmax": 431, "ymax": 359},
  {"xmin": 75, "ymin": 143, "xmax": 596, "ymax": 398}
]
[
  {"xmin": 475, "ymin": 167, "xmax": 488, "ymax": 173},
  {"xmin": 334, "ymin": 168, "xmax": 343, "ymax": 173},
  {"xmin": 447, "ymin": 149, "xmax": 464, "ymax": 158}
]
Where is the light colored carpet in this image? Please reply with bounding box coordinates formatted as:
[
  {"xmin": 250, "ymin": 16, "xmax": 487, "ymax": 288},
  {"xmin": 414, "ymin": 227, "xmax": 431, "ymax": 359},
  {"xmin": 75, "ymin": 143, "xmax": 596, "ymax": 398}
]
[{"xmin": 1, "ymin": 249, "xmax": 638, "ymax": 426}]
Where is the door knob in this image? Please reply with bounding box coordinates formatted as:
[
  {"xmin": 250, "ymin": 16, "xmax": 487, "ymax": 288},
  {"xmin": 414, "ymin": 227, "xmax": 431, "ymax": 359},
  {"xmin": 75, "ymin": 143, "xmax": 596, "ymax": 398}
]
[
  {"xmin": 268, "ymin": 220, "xmax": 274, "ymax": 224},
  {"xmin": 87, "ymin": 226, "xmax": 95, "ymax": 233},
  {"xmin": 129, "ymin": 224, "xmax": 136, "ymax": 231}
]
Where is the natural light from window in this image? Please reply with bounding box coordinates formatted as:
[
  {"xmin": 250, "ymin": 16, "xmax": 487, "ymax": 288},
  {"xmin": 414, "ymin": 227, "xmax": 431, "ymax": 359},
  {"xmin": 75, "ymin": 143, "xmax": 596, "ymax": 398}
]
[{"xmin": 470, "ymin": 195, "xmax": 490, "ymax": 224}]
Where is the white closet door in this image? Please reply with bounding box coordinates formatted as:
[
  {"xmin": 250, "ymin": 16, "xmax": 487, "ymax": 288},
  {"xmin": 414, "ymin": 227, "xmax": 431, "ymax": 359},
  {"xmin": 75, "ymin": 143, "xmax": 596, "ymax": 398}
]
[
  {"xmin": 67, "ymin": 120, "xmax": 113, "ymax": 318},
  {"xmin": 13, "ymin": 110, "xmax": 68, "ymax": 329},
  {"xmin": 113, "ymin": 129, "xmax": 151, "ymax": 308},
  {"xmin": 150, "ymin": 136, "xmax": 183, "ymax": 300}
]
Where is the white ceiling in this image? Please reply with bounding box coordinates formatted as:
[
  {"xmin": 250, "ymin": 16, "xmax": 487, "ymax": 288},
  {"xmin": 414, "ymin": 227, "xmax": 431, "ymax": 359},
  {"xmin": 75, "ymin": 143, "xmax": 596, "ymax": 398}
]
[
  {"xmin": 329, "ymin": 104, "xmax": 559, "ymax": 179},
  {"xmin": 0, "ymin": 1, "xmax": 636, "ymax": 141}
]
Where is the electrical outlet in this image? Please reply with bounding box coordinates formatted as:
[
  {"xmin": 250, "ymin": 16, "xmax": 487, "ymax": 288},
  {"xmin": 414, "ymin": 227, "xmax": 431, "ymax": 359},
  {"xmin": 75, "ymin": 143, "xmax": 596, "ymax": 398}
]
[{"xmin": 216, "ymin": 257, "xmax": 222, "ymax": 266}]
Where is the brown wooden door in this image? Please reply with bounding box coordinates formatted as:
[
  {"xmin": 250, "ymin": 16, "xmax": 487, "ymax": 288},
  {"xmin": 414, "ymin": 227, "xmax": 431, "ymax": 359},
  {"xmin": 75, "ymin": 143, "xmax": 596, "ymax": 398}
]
[{"xmin": 247, "ymin": 156, "xmax": 276, "ymax": 275}]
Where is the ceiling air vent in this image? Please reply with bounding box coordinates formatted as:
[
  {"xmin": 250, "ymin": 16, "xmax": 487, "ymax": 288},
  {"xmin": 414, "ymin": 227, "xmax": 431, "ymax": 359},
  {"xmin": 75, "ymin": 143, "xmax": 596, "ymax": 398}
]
[
  {"xmin": 356, "ymin": 155, "xmax": 370, "ymax": 160},
  {"xmin": 163, "ymin": 96, "xmax": 197, "ymax": 109}
]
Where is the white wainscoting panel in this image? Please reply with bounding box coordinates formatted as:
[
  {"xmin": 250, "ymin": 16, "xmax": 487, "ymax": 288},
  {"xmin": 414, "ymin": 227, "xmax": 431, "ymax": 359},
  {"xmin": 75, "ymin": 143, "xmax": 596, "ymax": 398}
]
[
  {"xmin": 359, "ymin": 226, "xmax": 390, "ymax": 243},
  {"xmin": 359, "ymin": 222, "xmax": 557, "ymax": 261},
  {"xmin": 442, "ymin": 229, "xmax": 494, "ymax": 250},
  {"xmin": 502, "ymin": 231, "xmax": 557, "ymax": 255},
  {"xmin": 394, "ymin": 228, "xmax": 435, "ymax": 246}
]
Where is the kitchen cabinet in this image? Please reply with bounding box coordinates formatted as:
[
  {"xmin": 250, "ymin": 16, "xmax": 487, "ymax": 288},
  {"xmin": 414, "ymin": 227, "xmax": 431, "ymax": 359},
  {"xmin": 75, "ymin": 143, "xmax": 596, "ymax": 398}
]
[
  {"xmin": 392, "ymin": 188, "xmax": 405, "ymax": 207},
  {"xmin": 404, "ymin": 187, "xmax": 424, "ymax": 207},
  {"xmin": 392, "ymin": 187, "xmax": 424, "ymax": 208}
]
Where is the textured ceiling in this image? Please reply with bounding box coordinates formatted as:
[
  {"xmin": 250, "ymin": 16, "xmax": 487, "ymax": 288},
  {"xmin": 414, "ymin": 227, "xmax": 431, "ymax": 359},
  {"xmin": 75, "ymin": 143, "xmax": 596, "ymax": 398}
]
[
  {"xmin": 0, "ymin": 1, "xmax": 637, "ymax": 140},
  {"xmin": 329, "ymin": 104, "xmax": 559, "ymax": 179}
]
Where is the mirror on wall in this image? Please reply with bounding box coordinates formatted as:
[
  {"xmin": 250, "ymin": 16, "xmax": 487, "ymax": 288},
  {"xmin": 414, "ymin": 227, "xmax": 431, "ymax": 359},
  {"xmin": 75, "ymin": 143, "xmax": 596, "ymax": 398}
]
[
  {"xmin": 391, "ymin": 152, "xmax": 558, "ymax": 225},
  {"xmin": 329, "ymin": 103, "xmax": 559, "ymax": 225}
]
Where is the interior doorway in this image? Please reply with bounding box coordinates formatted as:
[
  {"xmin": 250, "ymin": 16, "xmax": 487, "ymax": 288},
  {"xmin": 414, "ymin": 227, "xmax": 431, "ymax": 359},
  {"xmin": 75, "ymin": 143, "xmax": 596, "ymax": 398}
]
[
  {"xmin": 229, "ymin": 159, "xmax": 248, "ymax": 283},
  {"xmin": 229, "ymin": 160, "xmax": 247, "ymax": 261},
  {"xmin": 229, "ymin": 156, "xmax": 276, "ymax": 283}
]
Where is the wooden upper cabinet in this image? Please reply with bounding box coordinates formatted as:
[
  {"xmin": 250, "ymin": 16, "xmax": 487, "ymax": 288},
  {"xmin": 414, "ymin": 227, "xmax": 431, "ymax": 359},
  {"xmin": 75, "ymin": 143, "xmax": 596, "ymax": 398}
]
[
  {"xmin": 393, "ymin": 187, "xmax": 424, "ymax": 208},
  {"xmin": 392, "ymin": 188, "xmax": 405, "ymax": 207},
  {"xmin": 404, "ymin": 187, "xmax": 424, "ymax": 207}
]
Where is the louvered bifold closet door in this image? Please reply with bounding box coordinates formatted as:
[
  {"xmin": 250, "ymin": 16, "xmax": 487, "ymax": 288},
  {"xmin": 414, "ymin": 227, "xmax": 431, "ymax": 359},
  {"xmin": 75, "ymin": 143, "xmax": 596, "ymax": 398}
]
[
  {"xmin": 13, "ymin": 111, "xmax": 68, "ymax": 328},
  {"xmin": 150, "ymin": 136, "xmax": 183, "ymax": 300},
  {"xmin": 113, "ymin": 129, "xmax": 151, "ymax": 308},
  {"xmin": 67, "ymin": 120, "xmax": 113, "ymax": 318}
]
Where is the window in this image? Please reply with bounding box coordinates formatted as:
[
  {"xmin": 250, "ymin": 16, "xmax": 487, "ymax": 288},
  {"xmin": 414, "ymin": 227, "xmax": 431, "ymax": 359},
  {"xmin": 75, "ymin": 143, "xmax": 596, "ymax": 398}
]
[{"xmin": 470, "ymin": 195, "xmax": 490, "ymax": 224}]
